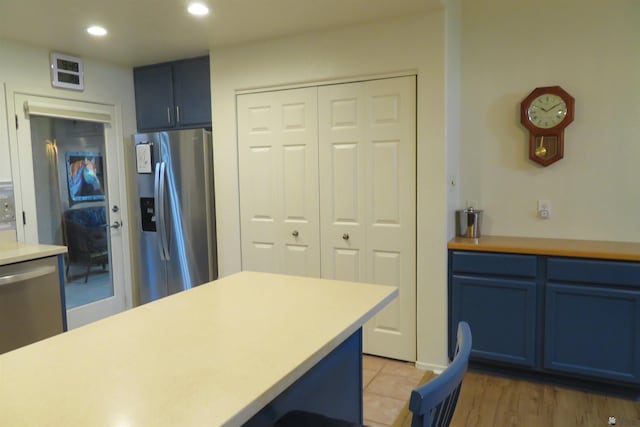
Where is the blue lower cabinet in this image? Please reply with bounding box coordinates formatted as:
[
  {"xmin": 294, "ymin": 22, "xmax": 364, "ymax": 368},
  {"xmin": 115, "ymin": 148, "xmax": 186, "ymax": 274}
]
[
  {"xmin": 450, "ymin": 249, "xmax": 640, "ymax": 392},
  {"xmin": 243, "ymin": 329, "xmax": 363, "ymax": 427},
  {"xmin": 544, "ymin": 283, "xmax": 640, "ymax": 384},
  {"xmin": 451, "ymin": 275, "xmax": 537, "ymax": 367}
]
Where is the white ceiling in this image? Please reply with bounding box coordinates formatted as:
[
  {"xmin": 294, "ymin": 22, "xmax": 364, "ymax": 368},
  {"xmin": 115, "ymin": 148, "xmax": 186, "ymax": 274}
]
[{"xmin": 0, "ymin": 0, "xmax": 442, "ymax": 67}]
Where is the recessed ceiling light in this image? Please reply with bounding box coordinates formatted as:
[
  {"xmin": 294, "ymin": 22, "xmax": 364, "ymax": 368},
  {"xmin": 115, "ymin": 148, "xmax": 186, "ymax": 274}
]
[
  {"xmin": 187, "ymin": 3, "xmax": 209, "ymax": 16},
  {"xmin": 87, "ymin": 26, "xmax": 107, "ymax": 36}
]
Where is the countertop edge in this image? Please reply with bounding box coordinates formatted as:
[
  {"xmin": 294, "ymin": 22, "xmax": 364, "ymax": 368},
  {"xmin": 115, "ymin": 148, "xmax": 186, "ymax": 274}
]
[
  {"xmin": 0, "ymin": 242, "xmax": 67, "ymax": 266},
  {"xmin": 448, "ymin": 236, "xmax": 640, "ymax": 261}
]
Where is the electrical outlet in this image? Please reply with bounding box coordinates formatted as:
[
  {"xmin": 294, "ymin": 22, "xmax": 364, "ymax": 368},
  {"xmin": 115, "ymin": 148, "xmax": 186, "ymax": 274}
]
[{"xmin": 537, "ymin": 200, "xmax": 551, "ymax": 219}]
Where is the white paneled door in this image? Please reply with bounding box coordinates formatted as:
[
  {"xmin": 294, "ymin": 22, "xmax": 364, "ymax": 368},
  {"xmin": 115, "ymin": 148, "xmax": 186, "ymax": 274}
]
[
  {"xmin": 8, "ymin": 92, "xmax": 131, "ymax": 329},
  {"xmin": 237, "ymin": 76, "xmax": 416, "ymax": 361},
  {"xmin": 237, "ymin": 88, "xmax": 320, "ymax": 277},
  {"xmin": 319, "ymin": 77, "xmax": 416, "ymax": 361}
]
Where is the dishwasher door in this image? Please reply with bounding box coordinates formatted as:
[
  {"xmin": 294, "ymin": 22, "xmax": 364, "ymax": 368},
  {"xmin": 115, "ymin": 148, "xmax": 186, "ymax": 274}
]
[{"xmin": 0, "ymin": 256, "xmax": 64, "ymax": 354}]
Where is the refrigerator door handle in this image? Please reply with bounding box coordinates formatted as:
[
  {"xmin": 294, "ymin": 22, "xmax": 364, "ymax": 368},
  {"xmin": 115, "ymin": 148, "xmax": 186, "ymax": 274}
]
[
  {"xmin": 158, "ymin": 161, "xmax": 171, "ymax": 261},
  {"xmin": 154, "ymin": 162, "xmax": 166, "ymax": 261}
]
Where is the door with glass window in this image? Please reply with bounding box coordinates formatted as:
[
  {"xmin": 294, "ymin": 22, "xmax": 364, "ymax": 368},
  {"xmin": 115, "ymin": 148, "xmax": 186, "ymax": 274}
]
[{"xmin": 9, "ymin": 93, "xmax": 130, "ymax": 328}]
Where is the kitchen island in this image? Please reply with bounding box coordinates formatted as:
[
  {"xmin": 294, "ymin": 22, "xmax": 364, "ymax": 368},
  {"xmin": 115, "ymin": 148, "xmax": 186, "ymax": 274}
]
[{"xmin": 0, "ymin": 271, "xmax": 397, "ymax": 426}]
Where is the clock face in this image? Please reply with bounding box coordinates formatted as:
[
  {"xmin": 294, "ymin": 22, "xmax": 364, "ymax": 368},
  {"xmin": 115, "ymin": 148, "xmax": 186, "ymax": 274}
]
[{"xmin": 526, "ymin": 93, "xmax": 568, "ymax": 129}]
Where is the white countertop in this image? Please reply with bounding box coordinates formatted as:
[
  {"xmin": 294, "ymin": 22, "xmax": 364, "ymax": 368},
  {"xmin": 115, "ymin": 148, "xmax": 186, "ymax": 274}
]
[
  {"xmin": 0, "ymin": 271, "xmax": 397, "ymax": 427},
  {"xmin": 0, "ymin": 241, "xmax": 67, "ymax": 266}
]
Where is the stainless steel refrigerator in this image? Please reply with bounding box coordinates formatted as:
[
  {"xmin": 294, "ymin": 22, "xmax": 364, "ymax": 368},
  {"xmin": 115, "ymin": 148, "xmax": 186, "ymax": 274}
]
[{"xmin": 132, "ymin": 129, "xmax": 217, "ymax": 304}]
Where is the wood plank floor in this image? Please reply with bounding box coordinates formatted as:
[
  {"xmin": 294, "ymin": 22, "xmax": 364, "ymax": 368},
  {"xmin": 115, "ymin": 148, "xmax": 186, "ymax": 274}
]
[{"xmin": 450, "ymin": 371, "xmax": 640, "ymax": 427}]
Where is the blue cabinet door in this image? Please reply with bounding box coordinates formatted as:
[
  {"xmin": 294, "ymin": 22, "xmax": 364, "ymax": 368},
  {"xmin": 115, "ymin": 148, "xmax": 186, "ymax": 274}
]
[
  {"xmin": 544, "ymin": 283, "xmax": 640, "ymax": 384},
  {"xmin": 173, "ymin": 56, "xmax": 211, "ymax": 128},
  {"xmin": 134, "ymin": 57, "xmax": 211, "ymax": 132},
  {"xmin": 451, "ymin": 275, "xmax": 537, "ymax": 367},
  {"xmin": 134, "ymin": 64, "xmax": 174, "ymax": 131}
]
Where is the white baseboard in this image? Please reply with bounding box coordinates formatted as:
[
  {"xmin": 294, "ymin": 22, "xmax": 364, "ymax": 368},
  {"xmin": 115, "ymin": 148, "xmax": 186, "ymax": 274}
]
[{"xmin": 415, "ymin": 360, "xmax": 447, "ymax": 375}]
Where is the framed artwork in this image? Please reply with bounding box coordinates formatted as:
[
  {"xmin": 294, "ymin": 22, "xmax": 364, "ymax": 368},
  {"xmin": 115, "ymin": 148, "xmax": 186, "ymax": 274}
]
[{"xmin": 66, "ymin": 152, "xmax": 105, "ymax": 203}]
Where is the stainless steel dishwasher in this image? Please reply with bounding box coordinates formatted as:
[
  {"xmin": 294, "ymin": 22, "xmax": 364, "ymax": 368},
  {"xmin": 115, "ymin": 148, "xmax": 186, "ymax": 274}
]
[{"xmin": 0, "ymin": 256, "xmax": 65, "ymax": 354}]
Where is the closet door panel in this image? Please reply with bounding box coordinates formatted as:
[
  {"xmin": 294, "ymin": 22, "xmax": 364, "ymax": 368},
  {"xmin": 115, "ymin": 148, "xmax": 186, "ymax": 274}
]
[
  {"xmin": 238, "ymin": 88, "xmax": 320, "ymax": 276},
  {"xmin": 238, "ymin": 97, "xmax": 280, "ymax": 272},
  {"xmin": 319, "ymin": 77, "xmax": 416, "ymax": 361},
  {"xmin": 363, "ymin": 77, "xmax": 416, "ymax": 361},
  {"xmin": 319, "ymin": 83, "xmax": 366, "ymax": 281}
]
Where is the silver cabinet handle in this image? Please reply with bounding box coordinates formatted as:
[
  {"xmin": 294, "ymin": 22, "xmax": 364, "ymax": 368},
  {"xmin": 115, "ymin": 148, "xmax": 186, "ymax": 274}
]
[
  {"xmin": 167, "ymin": 107, "xmax": 171, "ymax": 124},
  {"xmin": 176, "ymin": 106, "xmax": 180, "ymax": 123},
  {"xmin": 292, "ymin": 230, "xmax": 299, "ymax": 237},
  {"xmin": 0, "ymin": 265, "xmax": 56, "ymax": 287},
  {"xmin": 342, "ymin": 233, "xmax": 350, "ymax": 240}
]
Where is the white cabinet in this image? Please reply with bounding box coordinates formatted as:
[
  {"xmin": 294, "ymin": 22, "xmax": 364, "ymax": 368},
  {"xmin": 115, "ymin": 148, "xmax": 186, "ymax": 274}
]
[{"xmin": 237, "ymin": 76, "xmax": 416, "ymax": 361}]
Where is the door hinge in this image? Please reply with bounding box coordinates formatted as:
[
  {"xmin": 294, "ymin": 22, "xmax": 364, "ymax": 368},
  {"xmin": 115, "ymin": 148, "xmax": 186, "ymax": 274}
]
[
  {"xmin": 22, "ymin": 211, "xmax": 26, "ymax": 225},
  {"xmin": 15, "ymin": 114, "xmax": 18, "ymax": 129}
]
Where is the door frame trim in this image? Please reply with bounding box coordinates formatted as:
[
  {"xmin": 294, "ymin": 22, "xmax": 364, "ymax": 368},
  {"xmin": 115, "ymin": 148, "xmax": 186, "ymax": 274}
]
[
  {"xmin": 4, "ymin": 83, "xmax": 134, "ymax": 325},
  {"xmin": 235, "ymin": 69, "xmax": 419, "ymax": 95}
]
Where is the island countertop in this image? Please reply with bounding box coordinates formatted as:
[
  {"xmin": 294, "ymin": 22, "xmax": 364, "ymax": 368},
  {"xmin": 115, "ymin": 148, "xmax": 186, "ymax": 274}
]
[
  {"xmin": 448, "ymin": 235, "xmax": 640, "ymax": 261},
  {"xmin": 0, "ymin": 240, "xmax": 67, "ymax": 266},
  {"xmin": 0, "ymin": 271, "xmax": 397, "ymax": 427}
]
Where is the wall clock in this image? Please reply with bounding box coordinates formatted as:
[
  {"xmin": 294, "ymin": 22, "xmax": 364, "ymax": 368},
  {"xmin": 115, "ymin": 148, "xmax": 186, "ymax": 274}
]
[{"xmin": 520, "ymin": 86, "xmax": 574, "ymax": 166}]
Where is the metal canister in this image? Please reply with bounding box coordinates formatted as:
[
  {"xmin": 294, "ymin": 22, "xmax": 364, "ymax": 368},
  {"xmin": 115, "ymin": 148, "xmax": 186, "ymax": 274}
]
[{"xmin": 456, "ymin": 207, "xmax": 483, "ymax": 238}]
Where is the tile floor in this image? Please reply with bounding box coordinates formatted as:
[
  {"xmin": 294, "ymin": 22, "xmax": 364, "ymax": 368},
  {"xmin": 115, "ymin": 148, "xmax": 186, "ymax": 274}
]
[{"xmin": 363, "ymin": 355, "xmax": 427, "ymax": 427}]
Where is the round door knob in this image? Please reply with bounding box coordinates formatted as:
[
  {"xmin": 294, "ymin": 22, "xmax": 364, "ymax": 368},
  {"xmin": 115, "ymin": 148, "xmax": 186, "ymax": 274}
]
[
  {"xmin": 342, "ymin": 233, "xmax": 350, "ymax": 240},
  {"xmin": 292, "ymin": 230, "xmax": 299, "ymax": 237}
]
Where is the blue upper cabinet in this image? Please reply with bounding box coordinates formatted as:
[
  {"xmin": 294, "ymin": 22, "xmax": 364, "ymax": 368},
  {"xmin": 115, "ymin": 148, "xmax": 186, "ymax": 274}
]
[
  {"xmin": 172, "ymin": 57, "xmax": 212, "ymax": 129},
  {"xmin": 134, "ymin": 56, "xmax": 211, "ymax": 132},
  {"xmin": 134, "ymin": 63, "xmax": 175, "ymax": 130}
]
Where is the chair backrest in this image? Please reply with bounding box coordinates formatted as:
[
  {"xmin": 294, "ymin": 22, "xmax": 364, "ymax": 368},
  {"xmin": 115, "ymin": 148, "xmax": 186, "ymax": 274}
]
[{"xmin": 408, "ymin": 322, "xmax": 472, "ymax": 427}]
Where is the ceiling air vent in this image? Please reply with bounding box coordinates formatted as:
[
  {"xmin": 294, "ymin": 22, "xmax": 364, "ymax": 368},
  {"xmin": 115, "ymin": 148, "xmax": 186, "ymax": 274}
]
[{"xmin": 50, "ymin": 52, "xmax": 84, "ymax": 91}]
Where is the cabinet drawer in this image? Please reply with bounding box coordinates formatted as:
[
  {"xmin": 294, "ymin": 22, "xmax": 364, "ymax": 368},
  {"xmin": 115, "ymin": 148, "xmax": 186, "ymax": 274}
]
[
  {"xmin": 451, "ymin": 251, "xmax": 537, "ymax": 277},
  {"xmin": 547, "ymin": 257, "xmax": 640, "ymax": 288}
]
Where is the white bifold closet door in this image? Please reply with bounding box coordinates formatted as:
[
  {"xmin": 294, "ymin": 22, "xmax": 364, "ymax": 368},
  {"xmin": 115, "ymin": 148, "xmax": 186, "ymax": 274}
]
[
  {"xmin": 318, "ymin": 77, "xmax": 416, "ymax": 361},
  {"xmin": 237, "ymin": 76, "xmax": 416, "ymax": 361},
  {"xmin": 237, "ymin": 88, "xmax": 320, "ymax": 277}
]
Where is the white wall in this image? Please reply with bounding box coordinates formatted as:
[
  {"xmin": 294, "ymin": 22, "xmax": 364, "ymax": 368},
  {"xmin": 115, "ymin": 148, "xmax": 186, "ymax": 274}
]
[
  {"xmin": 459, "ymin": 0, "xmax": 640, "ymax": 242},
  {"xmin": 0, "ymin": 39, "xmax": 137, "ymax": 243},
  {"xmin": 210, "ymin": 12, "xmax": 450, "ymax": 369}
]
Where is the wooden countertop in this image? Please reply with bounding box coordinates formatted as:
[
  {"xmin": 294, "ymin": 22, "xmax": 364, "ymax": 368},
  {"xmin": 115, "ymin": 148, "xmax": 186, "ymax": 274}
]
[
  {"xmin": 0, "ymin": 271, "xmax": 397, "ymax": 427},
  {"xmin": 448, "ymin": 235, "xmax": 640, "ymax": 261},
  {"xmin": 0, "ymin": 241, "xmax": 67, "ymax": 266}
]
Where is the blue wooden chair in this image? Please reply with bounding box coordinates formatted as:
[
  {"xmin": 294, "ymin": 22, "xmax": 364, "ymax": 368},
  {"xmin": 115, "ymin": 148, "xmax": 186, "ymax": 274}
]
[
  {"xmin": 408, "ymin": 321, "xmax": 472, "ymax": 427},
  {"xmin": 274, "ymin": 321, "xmax": 472, "ymax": 427}
]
